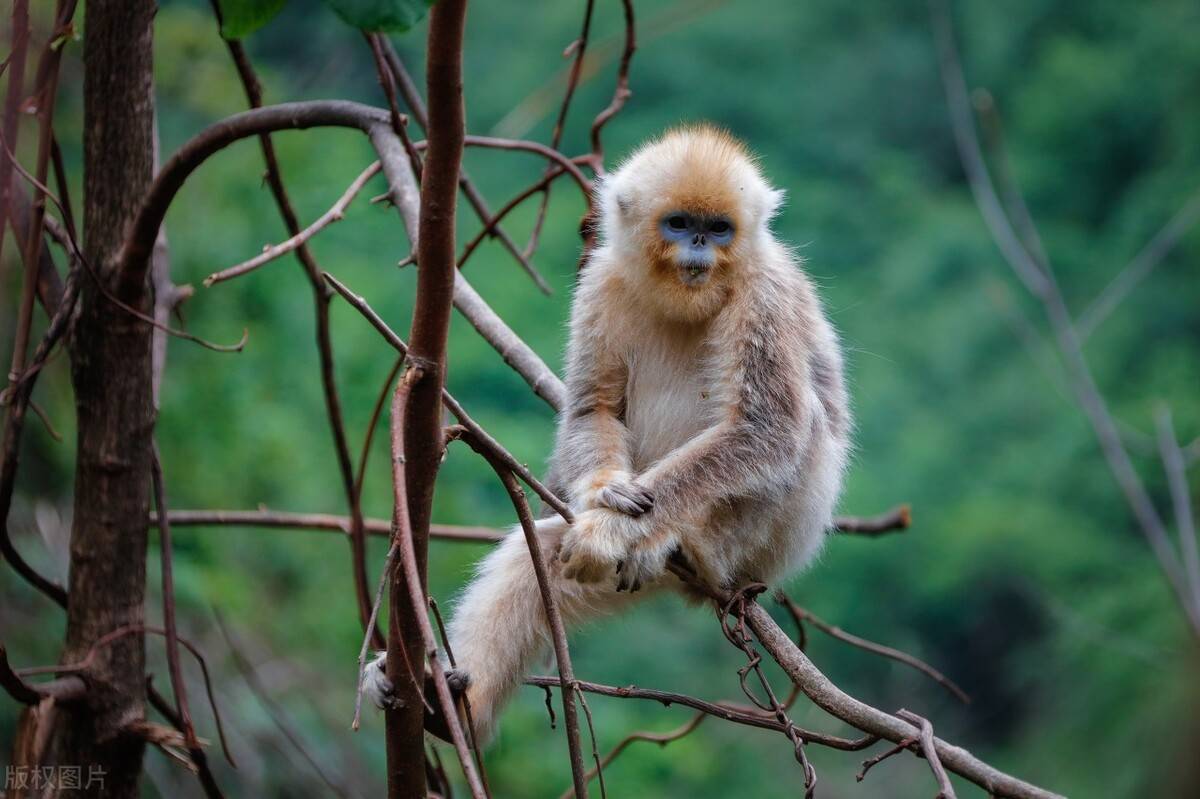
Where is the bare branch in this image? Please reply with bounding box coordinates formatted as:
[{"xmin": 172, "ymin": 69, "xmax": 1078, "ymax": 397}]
[
  {"xmin": 1077, "ymin": 187, "xmax": 1200, "ymax": 340},
  {"xmin": 386, "ymin": 367, "xmax": 488, "ymax": 799},
  {"xmin": 741, "ymin": 593, "xmax": 1061, "ymax": 798},
  {"xmin": 150, "ymin": 445, "xmax": 201, "ymax": 756},
  {"xmin": 931, "ymin": 0, "xmax": 1200, "ymax": 633},
  {"xmin": 155, "ymin": 507, "xmax": 908, "ymax": 543},
  {"xmin": 154, "ymin": 508, "xmax": 499, "ymax": 542},
  {"xmin": 216, "ymin": 616, "xmax": 352, "ymax": 798},
  {"xmin": 1, "ymin": 642, "xmax": 85, "ymax": 704},
  {"xmin": 1155, "ymin": 407, "xmax": 1200, "ymax": 610},
  {"xmin": 832, "ymin": 505, "xmax": 910, "ymax": 536},
  {"xmin": 205, "ymin": 161, "xmax": 381, "ymax": 287},
  {"xmin": 587, "ymin": 0, "xmax": 636, "ymax": 173},
  {"xmin": 558, "ymin": 713, "xmax": 702, "ymax": 799},
  {"xmin": 527, "ymin": 675, "xmax": 875, "ymax": 749},
  {"xmin": 896, "ymin": 710, "xmax": 957, "ymax": 799},
  {"xmin": 524, "ymin": 0, "xmax": 596, "ymax": 258},
  {"xmin": 377, "ymin": 40, "xmax": 552, "ymax": 294},
  {"xmin": 775, "ymin": 592, "xmax": 969, "ymax": 705}
]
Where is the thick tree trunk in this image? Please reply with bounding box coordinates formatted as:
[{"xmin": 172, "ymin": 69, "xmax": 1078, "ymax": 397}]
[
  {"xmin": 385, "ymin": 1, "xmax": 469, "ymax": 796},
  {"xmin": 50, "ymin": 2, "xmax": 158, "ymax": 796}
]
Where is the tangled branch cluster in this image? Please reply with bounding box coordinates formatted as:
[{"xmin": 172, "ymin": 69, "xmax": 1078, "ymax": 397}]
[{"xmin": 11, "ymin": 2, "xmax": 1172, "ymax": 798}]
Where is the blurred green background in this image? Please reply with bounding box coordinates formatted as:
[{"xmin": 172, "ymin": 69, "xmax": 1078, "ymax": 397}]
[{"xmin": 3, "ymin": 0, "xmax": 1199, "ymax": 796}]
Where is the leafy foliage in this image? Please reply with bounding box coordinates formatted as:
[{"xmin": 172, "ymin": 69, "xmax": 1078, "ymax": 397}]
[
  {"xmin": 321, "ymin": 0, "xmax": 436, "ymax": 33},
  {"xmin": 216, "ymin": 0, "xmax": 288, "ymax": 39}
]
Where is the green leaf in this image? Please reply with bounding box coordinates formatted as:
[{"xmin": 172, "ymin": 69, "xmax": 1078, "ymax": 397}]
[
  {"xmin": 217, "ymin": 0, "xmax": 288, "ymax": 39},
  {"xmin": 320, "ymin": 0, "xmax": 435, "ymax": 33}
]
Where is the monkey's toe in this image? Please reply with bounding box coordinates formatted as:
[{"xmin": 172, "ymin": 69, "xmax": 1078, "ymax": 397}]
[{"xmin": 445, "ymin": 668, "xmax": 471, "ymax": 694}]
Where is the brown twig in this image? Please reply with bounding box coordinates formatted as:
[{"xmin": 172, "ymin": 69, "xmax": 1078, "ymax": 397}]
[
  {"xmin": 0, "ymin": 0, "xmax": 31, "ymax": 272},
  {"xmin": 353, "ymin": 541, "xmax": 397, "ymax": 733},
  {"xmin": 587, "ymin": 0, "xmax": 636, "ymax": 173},
  {"xmin": 215, "ymin": 615, "xmax": 351, "ymax": 798},
  {"xmin": 558, "ymin": 713, "xmax": 703, "ymax": 799},
  {"xmin": 155, "ymin": 507, "xmax": 902, "ymax": 543},
  {"xmin": 526, "ymin": 676, "xmax": 875, "ymax": 750},
  {"xmin": 457, "ymin": 167, "xmax": 567, "ymax": 269},
  {"xmin": 0, "ymin": 266, "xmax": 78, "ymax": 608},
  {"xmin": 856, "ymin": 734, "xmax": 918, "ymax": 782},
  {"xmin": 896, "ymin": 709, "xmax": 958, "ymax": 798},
  {"xmin": 204, "ymin": 161, "xmax": 381, "ymax": 287},
  {"xmin": 154, "ymin": 508, "xmax": 499, "ymax": 542},
  {"xmin": 387, "ymin": 367, "xmax": 489, "ymax": 798},
  {"xmin": 145, "ymin": 678, "xmax": 225, "ymax": 798},
  {"xmin": 775, "ymin": 592, "xmax": 970, "ymax": 705},
  {"xmin": 739, "ymin": 591, "xmax": 1059, "ymax": 797},
  {"xmin": 377, "ymin": 39, "xmax": 553, "ymax": 294},
  {"xmin": 718, "ymin": 584, "xmax": 816, "ymax": 796},
  {"xmin": 524, "ymin": 0, "xmax": 596, "ymax": 259},
  {"xmin": 1, "ymin": 135, "xmax": 248, "ymax": 353},
  {"xmin": 365, "ymin": 34, "xmax": 423, "ymax": 181},
  {"xmin": 33, "ymin": 624, "xmax": 235, "ymax": 767},
  {"xmin": 150, "ymin": 445, "xmax": 200, "ymax": 754},
  {"xmin": 0, "ymin": 642, "xmax": 85, "ymax": 704},
  {"xmin": 833, "ymin": 504, "xmax": 911, "ymax": 536}
]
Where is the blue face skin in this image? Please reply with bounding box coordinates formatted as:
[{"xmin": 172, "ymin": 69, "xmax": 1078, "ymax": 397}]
[{"xmin": 659, "ymin": 211, "xmax": 735, "ymax": 285}]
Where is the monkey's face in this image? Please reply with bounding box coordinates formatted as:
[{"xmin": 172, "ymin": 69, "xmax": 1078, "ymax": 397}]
[
  {"xmin": 656, "ymin": 210, "xmax": 735, "ymax": 287},
  {"xmin": 602, "ymin": 125, "xmax": 782, "ymax": 321}
]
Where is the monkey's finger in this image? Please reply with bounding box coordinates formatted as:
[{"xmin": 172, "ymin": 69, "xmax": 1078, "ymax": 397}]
[{"xmin": 598, "ymin": 482, "xmax": 655, "ymax": 516}]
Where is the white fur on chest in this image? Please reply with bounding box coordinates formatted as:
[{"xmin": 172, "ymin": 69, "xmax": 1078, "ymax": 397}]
[{"xmin": 623, "ymin": 332, "xmax": 717, "ymax": 470}]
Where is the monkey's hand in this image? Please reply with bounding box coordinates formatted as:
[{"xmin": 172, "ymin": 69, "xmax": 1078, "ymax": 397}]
[
  {"xmin": 573, "ymin": 469, "xmax": 654, "ymax": 517},
  {"xmin": 615, "ymin": 527, "xmax": 679, "ymax": 593},
  {"xmin": 560, "ymin": 508, "xmax": 649, "ymax": 583}
]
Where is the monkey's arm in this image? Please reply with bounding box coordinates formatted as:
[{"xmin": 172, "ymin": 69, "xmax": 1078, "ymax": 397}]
[
  {"xmin": 550, "ymin": 308, "xmax": 651, "ymax": 516},
  {"xmin": 638, "ymin": 316, "xmax": 809, "ymax": 518}
]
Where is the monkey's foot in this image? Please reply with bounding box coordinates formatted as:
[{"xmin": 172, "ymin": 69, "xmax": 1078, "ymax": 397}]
[
  {"xmin": 362, "ymin": 651, "xmax": 396, "ymax": 709},
  {"xmin": 361, "ymin": 653, "xmax": 471, "ymax": 742},
  {"xmin": 423, "ymin": 669, "xmax": 471, "ymax": 743},
  {"xmin": 560, "ymin": 508, "xmax": 648, "ymax": 583}
]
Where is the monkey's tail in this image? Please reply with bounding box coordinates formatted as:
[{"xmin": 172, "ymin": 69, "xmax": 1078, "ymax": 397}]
[{"xmin": 447, "ymin": 517, "xmax": 624, "ymax": 743}]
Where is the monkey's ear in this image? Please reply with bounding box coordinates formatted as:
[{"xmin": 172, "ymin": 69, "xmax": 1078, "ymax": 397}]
[{"xmin": 615, "ymin": 191, "xmax": 633, "ymax": 214}]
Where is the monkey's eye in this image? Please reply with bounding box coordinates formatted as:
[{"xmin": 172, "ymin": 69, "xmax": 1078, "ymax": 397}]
[
  {"xmin": 666, "ymin": 215, "xmax": 689, "ymax": 231},
  {"xmin": 709, "ymin": 220, "xmax": 731, "ymax": 235}
]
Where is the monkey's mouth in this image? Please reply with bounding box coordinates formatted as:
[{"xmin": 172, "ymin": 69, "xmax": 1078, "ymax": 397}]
[
  {"xmin": 677, "ymin": 262, "xmax": 712, "ymax": 286},
  {"xmin": 673, "ymin": 249, "xmax": 715, "ymax": 286}
]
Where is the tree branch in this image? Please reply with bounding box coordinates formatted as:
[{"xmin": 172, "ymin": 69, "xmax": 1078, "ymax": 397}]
[{"xmin": 205, "ymin": 161, "xmax": 381, "ymax": 287}]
